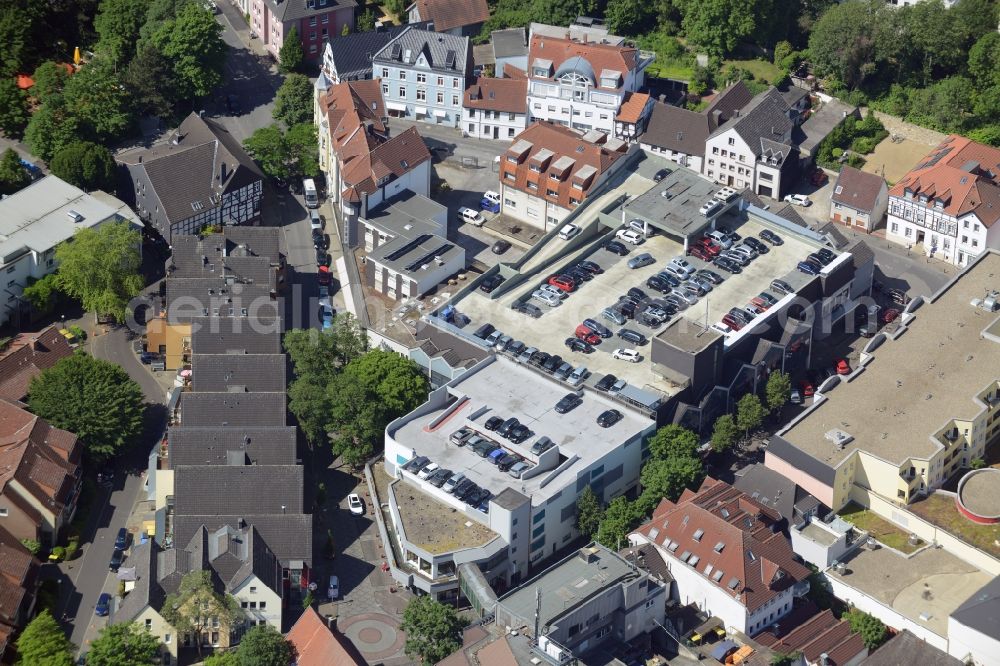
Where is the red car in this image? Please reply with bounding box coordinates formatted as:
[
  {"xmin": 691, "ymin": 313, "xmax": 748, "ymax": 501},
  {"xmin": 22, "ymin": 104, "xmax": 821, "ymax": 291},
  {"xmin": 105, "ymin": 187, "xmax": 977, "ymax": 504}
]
[
  {"xmin": 688, "ymin": 246, "xmax": 712, "ymax": 261},
  {"xmin": 800, "ymin": 380, "xmax": 815, "ymax": 397},
  {"xmin": 721, "ymin": 313, "xmax": 744, "ymax": 331},
  {"xmin": 548, "ymin": 275, "xmax": 576, "ymax": 292},
  {"xmin": 882, "ymin": 308, "xmax": 900, "ymax": 323},
  {"xmin": 696, "ymin": 237, "xmax": 722, "ymax": 255},
  {"xmin": 317, "ymin": 265, "xmax": 332, "ymax": 286},
  {"xmin": 836, "ymin": 359, "xmax": 851, "ymax": 375},
  {"xmin": 574, "ymin": 324, "xmax": 601, "ymax": 345},
  {"xmin": 750, "ymin": 296, "xmax": 771, "ymax": 311}
]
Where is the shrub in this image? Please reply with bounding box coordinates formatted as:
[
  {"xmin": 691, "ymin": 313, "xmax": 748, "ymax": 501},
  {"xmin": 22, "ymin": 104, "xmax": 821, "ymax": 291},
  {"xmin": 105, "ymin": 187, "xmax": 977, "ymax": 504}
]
[
  {"xmin": 50, "ymin": 546, "xmax": 65, "ymax": 561},
  {"xmin": 20, "ymin": 539, "xmax": 41, "ymax": 556},
  {"xmin": 64, "ymin": 537, "xmax": 79, "ymax": 560}
]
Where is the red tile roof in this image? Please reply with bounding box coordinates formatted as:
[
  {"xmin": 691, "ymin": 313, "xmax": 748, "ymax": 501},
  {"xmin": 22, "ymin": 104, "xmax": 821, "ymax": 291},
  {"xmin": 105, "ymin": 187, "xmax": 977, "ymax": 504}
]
[
  {"xmin": 0, "ymin": 326, "xmax": 73, "ymax": 402},
  {"xmin": 756, "ymin": 608, "xmax": 866, "ymax": 666},
  {"xmin": 0, "ymin": 524, "xmax": 36, "ymax": 628},
  {"xmin": 413, "ymin": 0, "xmax": 490, "ymax": 32},
  {"xmin": 320, "ymin": 78, "xmax": 388, "ymax": 173},
  {"xmin": 464, "ymin": 77, "xmax": 527, "ymax": 114},
  {"xmin": 286, "ymin": 607, "xmax": 361, "ymax": 666},
  {"xmin": 502, "ymin": 63, "xmax": 527, "ymax": 80},
  {"xmin": 339, "ymin": 126, "xmax": 431, "ymax": 203},
  {"xmin": 616, "ymin": 91, "xmax": 651, "ymax": 124},
  {"xmin": 528, "ymin": 34, "xmax": 639, "ymax": 88},
  {"xmin": 832, "ymin": 165, "xmax": 885, "ymax": 214},
  {"xmin": 889, "ymin": 135, "xmax": 1000, "ymax": 227},
  {"xmin": 500, "ymin": 122, "xmax": 626, "ymax": 211},
  {"xmin": 633, "ymin": 478, "xmax": 810, "ymax": 614}
]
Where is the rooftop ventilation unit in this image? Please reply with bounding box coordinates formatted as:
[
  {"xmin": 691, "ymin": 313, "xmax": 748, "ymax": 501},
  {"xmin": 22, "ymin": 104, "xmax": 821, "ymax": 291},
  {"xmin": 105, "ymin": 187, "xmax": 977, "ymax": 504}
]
[
  {"xmin": 66, "ymin": 209, "xmax": 84, "ymax": 223},
  {"xmin": 824, "ymin": 429, "xmax": 853, "ymax": 450}
]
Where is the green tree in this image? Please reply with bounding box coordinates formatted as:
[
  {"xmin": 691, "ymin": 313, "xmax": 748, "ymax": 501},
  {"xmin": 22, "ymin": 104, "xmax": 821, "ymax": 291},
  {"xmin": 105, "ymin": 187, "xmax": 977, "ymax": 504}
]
[
  {"xmin": 94, "ymin": 0, "xmax": 148, "ymax": 67},
  {"xmin": 967, "ymin": 124, "xmax": 1000, "ymax": 147},
  {"xmin": 235, "ymin": 625, "xmax": 292, "ymax": 666},
  {"xmin": 401, "ymin": 595, "xmax": 463, "ymax": 665},
  {"xmin": 152, "ymin": 2, "xmax": 227, "ymax": 100},
  {"xmin": 341, "ymin": 23, "xmax": 350, "ymax": 36},
  {"xmin": 970, "ymin": 457, "xmax": 987, "ymax": 469},
  {"xmin": 61, "ymin": 61, "xmax": 134, "ymax": 141},
  {"xmin": 284, "ymin": 319, "xmax": 367, "ymax": 379},
  {"xmin": 54, "ymin": 220, "xmax": 143, "ymax": 321},
  {"xmin": 765, "ymin": 371, "xmax": 791, "ymax": 414},
  {"xmin": 968, "ymin": 32, "xmax": 1000, "ymax": 89},
  {"xmin": 0, "ymin": 4, "xmax": 32, "ymax": 79},
  {"xmin": 243, "ymin": 124, "xmax": 291, "ymax": 180},
  {"xmin": 736, "ymin": 393, "xmax": 765, "ymax": 440},
  {"xmin": 808, "ymin": 0, "xmax": 883, "ymax": 89},
  {"xmin": 24, "ymin": 102, "xmax": 82, "ymax": 162},
  {"xmin": 273, "ymin": 73, "xmax": 314, "ymax": 127},
  {"xmin": 141, "ymin": 0, "xmax": 192, "ymax": 41},
  {"xmin": 576, "ymin": 486, "xmax": 602, "ymax": 539},
  {"xmin": 22, "ymin": 273, "xmax": 63, "ymax": 315},
  {"xmin": 15, "ymin": 610, "xmax": 75, "ymax": 666},
  {"xmin": 844, "ymin": 608, "xmax": 887, "ymax": 649},
  {"xmin": 907, "ymin": 76, "xmax": 976, "ymax": 132},
  {"xmin": 285, "ymin": 122, "xmax": 321, "ymax": 178},
  {"xmin": 595, "ymin": 496, "xmax": 640, "ymax": 549},
  {"xmin": 773, "ymin": 40, "xmax": 794, "ymax": 67},
  {"xmin": 342, "ymin": 349, "xmax": 429, "ymax": 417},
  {"xmin": 710, "ymin": 414, "xmax": 739, "ymax": 453},
  {"xmin": 0, "ymin": 78, "xmax": 29, "ymax": 139},
  {"xmin": 649, "ymin": 424, "xmax": 700, "ymax": 460},
  {"xmin": 86, "ymin": 623, "xmax": 161, "ymax": 666},
  {"xmin": 605, "ymin": 0, "xmax": 654, "ymax": 36},
  {"xmin": 29, "ymin": 353, "xmax": 145, "ymax": 459},
  {"xmin": 357, "ymin": 9, "xmax": 377, "ymax": 32},
  {"xmin": 20, "ymin": 538, "xmax": 41, "ymax": 555},
  {"xmin": 638, "ymin": 456, "xmax": 704, "ymax": 513},
  {"xmin": 162, "ymin": 571, "xmax": 244, "ymax": 659},
  {"xmin": 50, "ymin": 141, "xmax": 117, "ymax": 192},
  {"xmin": 203, "ymin": 653, "xmax": 238, "ymax": 666},
  {"xmin": 32, "ymin": 62, "xmax": 70, "ymax": 104},
  {"xmin": 0, "ymin": 148, "xmax": 30, "ymax": 195},
  {"xmin": 123, "ymin": 44, "xmax": 179, "ymax": 118},
  {"xmin": 279, "ymin": 27, "xmax": 305, "ymax": 73},
  {"xmin": 675, "ymin": 0, "xmax": 757, "ymax": 57},
  {"xmin": 771, "ymin": 652, "xmax": 802, "ymax": 666}
]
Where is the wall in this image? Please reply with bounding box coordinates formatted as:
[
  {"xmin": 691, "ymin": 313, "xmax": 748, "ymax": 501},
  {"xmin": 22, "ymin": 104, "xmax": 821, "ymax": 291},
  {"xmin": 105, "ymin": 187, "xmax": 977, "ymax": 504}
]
[
  {"xmin": 947, "ymin": 616, "xmax": 1000, "ymax": 666},
  {"xmin": 232, "ymin": 576, "xmax": 283, "ymax": 631},
  {"xmin": 790, "ymin": 517, "xmax": 853, "ymax": 569},
  {"xmin": 377, "ymin": 62, "xmax": 465, "ymax": 127},
  {"xmin": 0, "ymin": 492, "xmax": 40, "ymax": 544},
  {"xmin": 462, "ymin": 108, "xmax": 526, "ymax": 141},
  {"xmin": 296, "ymin": 7, "xmax": 353, "ymax": 60},
  {"xmin": 144, "ymin": 320, "xmax": 191, "ymax": 371},
  {"xmin": 365, "ymin": 161, "xmax": 432, "ymax": 210},
  {"xmin": 133, "ymin": 606, "xmax": 178, "ymax": 661},
  {"xmin": 639, "ymin": 142, "xmax": 704, "ymax": 173}
]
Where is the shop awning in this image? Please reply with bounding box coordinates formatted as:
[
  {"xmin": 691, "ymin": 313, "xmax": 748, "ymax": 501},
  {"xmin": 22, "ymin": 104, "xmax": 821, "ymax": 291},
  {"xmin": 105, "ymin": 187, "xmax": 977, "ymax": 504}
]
[
  {"xmin": 434, "ymin": 109, "xmax": 447, "ymax": 118},
  {"xmin": 386, "ymin": 101, "xmax": 406, "ymax": 111},
  {"xmin": 414, "ymin": 106, "xmax": 428, "ymax": 116}
]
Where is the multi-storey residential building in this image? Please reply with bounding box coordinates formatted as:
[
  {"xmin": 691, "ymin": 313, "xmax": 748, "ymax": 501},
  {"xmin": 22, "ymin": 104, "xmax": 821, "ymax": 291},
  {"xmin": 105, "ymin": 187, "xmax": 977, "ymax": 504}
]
[
  {"xmin": 406, "ymin": 0, "xmax": 490, "ymax": 36},
  {"xmin": 462, "ymin": 76, "xmax": 528, "ymax": 140},
  {"xmin": 494, "ymin": 544, "xmax": 667, "ymax": 663},
  {"xmin": 0, "ymin": 525, "xmax": 38, "ymax": 664},
  {"xmin": 766, "ymin": 248, "xmax": 1000, "ymax": 511},
  {"xmin": 614, "ymin": 91, "xmax": 653, "ymax": 143},
  {"xmin": 372, "ymin": 27, "xmax": 471, "ymax": 128},
  {"xmin": 250, "ymin": 0, "xmax": 356, "ymax": 61},
  {"xmin": 319, "ymin": 23, "xmax": 417, "ymax": 83},
  {"xmin": 380, "ymin": 355, "xmax": 656, "ymax": 601},
  {"xmin": 0, "ymin": 176, "xmax": 139, "ymax": 328},
  {"xmin": 885, "ymin": 135, "xmax": 1000, "ymax": 267},
  {"xmin": 525, "ymin": 28, "xmax": 654, "ymax": 136},
  {"xmin": 639, "ymin": 101, "xmax": 710, "ymax": 172},
  {"xmin": 117, "ymin": 113, "xmax": 263, "ymax": 242},
  {"xmin": 703, "ymin": 88, "xmax": 796, "ymax": 199},
  {"xmin": 830, "ymin": 165, "xmax": 888, "ymax": 233},
  {"xmin": 499, "ymin": 122, "xmax": 628, "ymax": 230},
  {"xmin": 630, "ymin": 478, "xmax": 811, "ymax": 636}
]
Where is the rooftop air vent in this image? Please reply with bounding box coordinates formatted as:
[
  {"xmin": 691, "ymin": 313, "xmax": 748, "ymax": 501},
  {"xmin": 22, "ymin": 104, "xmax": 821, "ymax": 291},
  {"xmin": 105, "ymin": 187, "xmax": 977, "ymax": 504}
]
[
  {"xmin": 824, "ymin": 429, "xmax": 853, "ymax": 450},
  {"xmin": 66, "ymin": 209, "xmax": 84, "ymax": 223}
]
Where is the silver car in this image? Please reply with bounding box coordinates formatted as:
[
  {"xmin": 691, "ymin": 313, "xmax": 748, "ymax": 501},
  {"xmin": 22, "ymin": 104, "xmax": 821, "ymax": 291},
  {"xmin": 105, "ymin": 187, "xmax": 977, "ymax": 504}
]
[
  {"xmin": 601, "ymin": 307, "xmax": 626, "ymax": 325},
  {"xmin": 671, "ymin": 288, "xmax": 698, "ymax": 306},
  {"xmin": 532, "ymin": 289, "xmax": 561, "ymax": 307},
  {"xmin": 567, "ymin": 365, "xmax": 590, "ymax": 386}
]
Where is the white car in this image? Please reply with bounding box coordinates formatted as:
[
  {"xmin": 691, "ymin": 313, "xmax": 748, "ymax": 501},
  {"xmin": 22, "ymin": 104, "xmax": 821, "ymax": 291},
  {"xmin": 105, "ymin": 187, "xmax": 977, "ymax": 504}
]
[
  {"xmin": 531, "ymin": 289, "xmax": 561, "ymax": 307},
  {"xmin": 612, "ymin": 348, "xmax": 641, "ymax": 363},
  {"xmin": 347, "ymin": 493, "xmax": 364, "ymax": 515},
  {"xmin": 616, "ymin": 228, "xmax": 644, "ymax": 245},
  {"xmin": 540, "ymin": 284, "xmax": 568, "ymax": 300},
  {"xmin": 558, "ymin": 223, "xmax": 581, "ymax": 240},
  {"xmin": 417, "ymin": 462, "xmax": 439, "ymax": 480},
  {"xmin": 784, "ymin": 194, "xmax": 812, "ymax": 207},
  {"xmin": 458, "ymin": 207, "xmax": 484, "ymax": 226},
  {"xmin": 482, "ymin": 190, "xmax": 501, "ymax": 205},
  {"xmin": 328, "ymin": 575, "xmax": 339, "ymax": 600}
]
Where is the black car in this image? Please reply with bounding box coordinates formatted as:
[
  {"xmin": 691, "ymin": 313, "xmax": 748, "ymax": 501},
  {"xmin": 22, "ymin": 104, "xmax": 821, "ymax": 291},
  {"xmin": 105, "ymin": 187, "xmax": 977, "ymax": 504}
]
[
  {"xmin": 597, "ymin": 409, "xmax": 623, "ymax": 428},
  {"xmin": 542, "ymin": 354, "xmax": 563, "ymax": 373},
  {"xmin": 509, "ymin": 424, "xmax": 532, "ymax": 443},
  {"xmin": 316, "ymin": 248, "xmax": 329, "ymax": 266},
  {"xmin": 744, "ymin": 237, "xmax": 769, "ymax": 254},
  {"xmin": 530, "ymin": 351, "xmax": 551, "ymax": 369},
  {"xmin": 565, "ymin": 337, "xmax": 593, "ymax": 353},
  {"xmin": 480, "ymin": 274, "xmax": 506, "ymax": 293},
  {"xmin": 717, "ymin": 225, "xmax": 740, "ymax": 241},
  {"xmin": 403, "ymin": 455, "xmax": 430, "ymax": 472},
  {"xmin": 115, "ymin": 528, "xmax": 129, "ymax": 551},
  {"xmin": 491, "ymin": 239, "xmax": 511, "ymax": 254},
  {"xmin": 485, "ymin": 416, "xmax": 504, "ymax": 431},
  {"xmin": 646, "ymin": 275, "xmax": 672, "ymax": 294},
  {"xmin": 595, "ymin": 374, "xmax": 618, "ymax": 392},
  {"xmin": 565, "ymin": 267, "xmax": 592, "ymax": 284},
  {"xmin": 618, "ymin": 329, "xmax": 646, "ymax": 345},
  {"xmin": 109, "ymin": 549, "xmax": 124, "ymax": 572},
  {"xmin": 653, "ymin": 168, "xmax": 672, "ymax": 182},
  {"xmin": 453, "ymin": 478, "xmax": 475, "ymax": 499},
  {"xmin": 466, "ymin": 487, "xmax": 489, "ymax": 506},
  {"xmin": 696, "ymin": 269, "xmax": 724, "ymax": 285},
  {"xmin": 604, "ymin": 240, "xmax": 629, "ymax": 256},
  {"xmin": 457, "ymin": 482, "xmax": 481, "ymax": 502},
  {"xmin": 759, "ymin": 229, "xmax": 783, "ymax": 246},
  {"xmin": 655, "ymin": 271, "xmax": 681, "ymax": 287},
  {"xmin": 816, "ymin": 248, "xmax": 836, "ymax": 262},
  {"xmin": 473, "ymin": 323, "xmax": 496, "ymax": 339},
  {"xmin": 512, "ymin": 300, "xmax": 543, "ymax": 318},
  {"xmin": 555, "ymin": 393, "xmax": 583, "ymax": 414},
  {"xmin": 627, "ymin": 287, "xmax": 648, "ymax": 303},
  {"xmin": 713, "ymin": 256, "xmax": 742, "ymax": 274},
  {"xmin": 617, "ymin": 300, "xmax": 636, "ymax": 319},
  {"xmin": 497, "ymin": 454, "xmax": 521, "ymax": 471},
  {"xmin": 312, "ymin": 229, "xmax": 328, "ymax": 249},
  {"xmin": 578, "ymin": 260, "xmax": 603, "ymax": 274},
  {"xmin": 428, "ymin": 468, "xmax": 453, "ymax": 487},
  {"xmin": 638, "ymin": 312, "xmax": 662, "ymax": 327},
  {"xmin": 808, "ymin": 252, "xmax": 832, "ymax": 266},
  {"xmin": 497, "ymin": 417, "xmax": 519, "ymax": 437}
]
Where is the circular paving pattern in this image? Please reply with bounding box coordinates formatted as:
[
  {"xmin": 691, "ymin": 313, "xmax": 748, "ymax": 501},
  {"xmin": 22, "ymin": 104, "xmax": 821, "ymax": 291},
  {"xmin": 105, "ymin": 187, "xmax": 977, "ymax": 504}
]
[
  {"xmin": 956, "ymin": 468, "xmax": 1000, "ymax": 524},
  {"xmin": 338, "ymin": 613, "xmax": 406, "ymax": 661}
]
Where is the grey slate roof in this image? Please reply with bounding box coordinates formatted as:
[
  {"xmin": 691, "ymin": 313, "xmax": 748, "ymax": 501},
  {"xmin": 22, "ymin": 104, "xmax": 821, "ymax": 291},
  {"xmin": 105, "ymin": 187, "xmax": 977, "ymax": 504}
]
[
  {"xmin": 844, "ymin": 238, "xmax": 875, "ymax": 269},
  {"xmin": 166, "ymin": 280, "xmax": 276, "ymax": 321},
  {"xmin": 324, "ymin": 23, "xmax": 426, "ymax": 80},
  {"xmin": 705, "ymin": 81, "xmax": 753, "ymax": 130},
  {"xmin": 114, "ymin": 540, "xmax": 163, "ymax": 624},
  {"xmin": 732, "ymin": 463, "xmax": 821, "ymax": 525},
  {"xmin": 173, "ymin": 513, "xmax": 313, "ymax": 568},
  {"xmin": 179, "ymin": 392, "xmax": 286, "ymax": 427},
  {"xmin": 492, "ymin": 27, "xmax": 526, "ymax": 59},
  {"xmin": 190, "ymin": 318, "xmax": 282, "ymax": 355},
  {"xmin": 117, "ymin": 113, "xmax": 262, "ymax": 226},
  {"xmin": 168, "ymin": 426, "xmax": 297, "ymax": 467},
  {"xmin": 174, "ymin": 465, "xmax": 303, "ymax": 517},
  {"xmin": 413, "ymin": 322, "xmax": 487, "ymax": 368},
  {"xmin": 950, "ymin": 576, "xmax": 1000, "ymax": 639},
  {"xmin": 262, "ymin": 0, "xmax": 357, "ymax": 22},
  {"xmin": 191, "ymin": 354, "xmax": 287, "ymax": 393},
  {"xmin": 374, "ymin": 27, "xmax": 470, "ymax": 75},
  {"xmin": 641, "ymin": 102, "xmax": 709, "ymax": 157},
  {"xmin": 711, "ymin": 88, "xmax": 793, "ymax": 158},
  {"xmin": 862, "ymin": 629, "xmax": 962, "ymax": 665}
]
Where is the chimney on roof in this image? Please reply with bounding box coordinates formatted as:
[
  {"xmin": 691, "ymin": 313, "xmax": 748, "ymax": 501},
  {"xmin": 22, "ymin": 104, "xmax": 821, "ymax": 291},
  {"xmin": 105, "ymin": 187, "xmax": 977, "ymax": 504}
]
[
  {"xmin": 171, "ymin": 132, "xmax": 183, "ymax": 145},
  {"xmin": 659, "ymin": 94, "xmax": 666, "ymax": 103}
]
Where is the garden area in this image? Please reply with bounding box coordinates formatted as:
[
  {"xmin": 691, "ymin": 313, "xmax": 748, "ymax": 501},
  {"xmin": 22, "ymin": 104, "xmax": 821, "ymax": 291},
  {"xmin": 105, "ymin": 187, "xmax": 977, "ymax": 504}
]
[
  {"xmin": 838, "ymin": 502, "xmax": 923, "ymax": 554},
  {"xmin": 814, "ymin": 112, "xmax": 889, "ymax": 171},
  {"xmin": 909, "ymin": 492, "xmax": 1000, "ymax": 560}
]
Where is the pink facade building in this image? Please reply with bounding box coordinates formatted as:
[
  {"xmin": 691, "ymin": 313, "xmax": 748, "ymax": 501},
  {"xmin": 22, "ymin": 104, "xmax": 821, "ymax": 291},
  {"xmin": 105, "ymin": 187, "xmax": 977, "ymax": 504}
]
[{"xmin": 250, "ymin": 0, "xmax": 356, "ymax": 62}]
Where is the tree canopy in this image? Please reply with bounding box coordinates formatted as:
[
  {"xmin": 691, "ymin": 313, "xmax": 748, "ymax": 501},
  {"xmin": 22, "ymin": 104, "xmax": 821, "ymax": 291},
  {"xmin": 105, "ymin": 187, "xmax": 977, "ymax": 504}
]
[
  {"xmin": 53, "ymin": 220, "xmax": 144, "ymax": 321},
  {"xmin": 15, "ymin": 610, "xmax": 75, "ymax": 666},
  {"xmin": 844, "ymin": 608, "xmax": 887, "ymax": 649},
  {"xmin": 401, "ymin": 595, "xmax": 463, "ymax": 665},
  {"xmin": 25, "ymin": 101, "xmax": 82, "ymax": 162},
  {"xmin": 86, "ymin": 623, "xmax": 161, "ymax": 666},
  {"xmin": 61, "ymin": 62, "xmax": 134, "ymax": 142},
  {"xmin": 736, "ymin": 393, "xmax": 765, "ymax": 439},
  {"xmin": 94, "ymin": 0, "xmax": 148, "ymax": 67},
  {"xmin": 710, "ymin": 414, "xmax": 739, "ymax": 453},
  {"xmin": 31, "ymin": 62, "xmax": 70, "ymax": 105},
  {"xmin": 29, "ymin": 353, "xmax": 146, "ymax": 459},
  {"xmin": 279, "ymin": 27, "xmax": 304, "ymax": 73},
  {"xmin": 637, "ymin": 456, "xmax": 705, "ymax": 514},
  {"xmin": 0, "ymin": 77, "xmax": 29, "ymax": 139},
  {"xmin": 576, "ymin": 485, "xmax": 602, "ymax": 539},
  {"xmin": 0, "ymin": 148, "xmax": 30, "ymax": 196},
  {"xmin": 162, "ymin": 571, "xmax": 243, "ymax": 658},
  {"xmin": 50, "ymin": 141, "xmax": 117, "ymax": 192},
  {"xmin": 765, "ymin": 371, "xmax": 791, "ymax": 414},
  {"xmin": 273, "ymin": 73, "xmax": 314, "ymax": 127},
  {"xmin": 649, "ymin": 424, "xmax": 700, "ymax": 460},
  {"xmin": 595, "ymin": 496, "xmax": 642, "ymax": 549},
  {"xmin": 235, "ymin": 625, "xmax": 292, "ymax": 666},
  {"xmin": 150, "ymin": 1, "xmax": 226, "ymax": 100}
]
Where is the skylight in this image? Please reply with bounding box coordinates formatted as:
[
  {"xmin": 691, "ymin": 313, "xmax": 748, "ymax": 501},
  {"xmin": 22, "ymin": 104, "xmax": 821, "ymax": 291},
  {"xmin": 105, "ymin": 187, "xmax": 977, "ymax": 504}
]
[
  {"xmin": 714, "ymin": 542, "xmax": 725, "ymax": 553},
  {"xmin": 712, "ymin": 570, "xmax": 724, "ymax": 582},
  {"xmin": 728, "ymin": 577, "xmax": 740, "ymax": 590},
  {"xmin": 693, "ymin": 528, "xmax": 704, "ymax": 541}
]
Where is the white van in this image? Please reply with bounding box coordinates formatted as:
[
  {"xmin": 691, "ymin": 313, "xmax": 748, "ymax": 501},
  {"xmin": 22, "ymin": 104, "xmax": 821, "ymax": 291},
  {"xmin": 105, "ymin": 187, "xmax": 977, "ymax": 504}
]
[
  {"xmin": 303, "ymin": 178, "xmax": 319, "ymax": 209},
  {"xmin": 458, "ymin": 207, "xmax": 484, "ymax": 226}
]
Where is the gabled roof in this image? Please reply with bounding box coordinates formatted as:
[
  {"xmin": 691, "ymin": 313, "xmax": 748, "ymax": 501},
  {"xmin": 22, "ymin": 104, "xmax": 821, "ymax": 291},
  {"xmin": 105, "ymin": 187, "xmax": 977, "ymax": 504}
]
[
  {"xmin": 0, "ymin": 326, "xmax": 73, "ymax": 402},
  {"xmin": 951, "ymin": 575, "xmax": 1000, "ymax": 640},
  {"xmin": 340, "ymin": 126, "xmax": 431, "ymax": 202},
  {"xmin": 373, "ymin": 27, "xmax": 470, "ymax": 74},
  {"xmin": 173, "ymin": 513, "xmax": 312, "ymax": 568},
  {"xmin": 323, "ymin": 23, "xmax": 421, "ymax": 80},
  {"xmin": 167, "ymin": 426, "xmax": 297, "ymax": 467},
  {"xmin": 115, "ymin": 540, "xmax": 163, "ymax": 624},
  {"xmin": 705, "ymin": 81, "xmax": 753, "ymax": 130},
  {"xmin": 413, "ymin": 322, "xmax": 487, "ymax": 369},
  {"xmin": 412, "ymin": 0, "xmax": 489, "ymax": 32},
  {"xmin": 190, "ymin": 318, "xmax": 282, "ymax": 355},
  {"xmin": 191, "ymin": 354, "xmax": 287, "ymax": 393},
  {"xmin": 528, "ymin": 33, "xmax": 639, "ymax": 88},
  {"xmin": 463, "ymin": 77, "xmax": 527, "ymax": 114},
  {"xmin": 319, "ymin": 79, "xmax": 388, "ymax": 172},
  {"xmin": 832, "ymin": 166, "xmax": 886, "ymax": 213},
  {"xmin": 0, "ymin": 524, "xmax": 37, "ymax": 628},
  {"xmin": 756, "ymin": 605, "xmax": 865, "ymax": 666},
  {"xmin": 262, "ymin": 0, "xmax": 358, "ymax": 22},
  {"xmin": 862, "ymin": 629, "xmax": 961, "ymax": 666},
  {"xmin": 641, "ymin": 102, "xmax": 710, "ymax": 157},
  {"xmin": 287, "ymin": 607, "xmax": 362, "ymax": 666},
  {"xmin": 178, "ymin": 392, "xmax": 286, "ymax": 427},
  {"xmin": 117, "ymin": 113, "xmax": 263, "ymax": 226},
  {"xmin": 710, "ymin": 88, "xmax": 793, "ymax": 158},
  {"xmin": 174, "ymin": 464, "xmax": 303, "ymax": 517},
  {"xmin": 889, "ymin": 135, "xmax": 1000, "ymax": 228},
  {"xmin": 616, "ymin": 91, "xmax": 651, "ymax": 124},
  {"xmin": 632, "ymin": 477, "xmax": 810, "ymax": 613}
]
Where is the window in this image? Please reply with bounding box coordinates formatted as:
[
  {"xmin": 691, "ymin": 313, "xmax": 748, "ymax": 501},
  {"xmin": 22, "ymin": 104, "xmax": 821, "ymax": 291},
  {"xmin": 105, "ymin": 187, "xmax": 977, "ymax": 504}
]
[
  {"xmin": 382, "ymin": 84, "xmax": 389, "ymax": 95},
  {"xmin": 259, "ymin": 602, "xmax": 266, "ymax": 609},
  {"xmin": 435, "ymin": 91, "xmax": 443, "ymax": 104},
  {"xmin": 381, "ymin": 67, "xmax": 389, "ymax": 78},
  {"xmin": 453, "ymin": 78, "xmax": 459, "ymax": 88},
  {"xmin": 399, "ymin": 70, "xmax": 406, "ymax": 80},
  {"xmin": 504, "ymin": 198, "xmax": 516, "ymax": 207},
  {"xmin": 546, "ymin": 189, "xmax": 558, "ymax": 197},
  {"xmin": 974, "ymin": 223, "xmax": 981, "ymax": 232},
  {"xmin": 310, "ymin": 17, "xmax": 317, "ymax": 25},
  {"xmin": 533, "ymin": 509, "xmax": 546, "ymax": 523},
  {"xmin": 165, "ymin": 634, "xmax": 171, "ymax": 644},
  {"xmin": 416, "ymin": 89, "xmax": 426, "ymax": 101},
  {"xmin": 452, "ymin": 95, "xmax": 459, "ymax": 106},
  {"xmin": 504, "ymin": 172, "xmax": 515, "ymax": 181},
  {"xmin": 416, "ymin": 73, "xmax": 426, "ymax": 83},
  {"xmin": 310, "ymin": 32, "xmax": 316, "ymax": 40},
  {"xmin": 508, "ymin": 128, "xmax": 515, "ymax": 137},
  {"xmin": 249, "ymin": 601, "xmax": 257, "ymax": 609},
  {"xmin": 241, "ymin": 601, "xmax": 249, "ymax": 608},
  {"xmin": 309, "ymin": 44, "xmax": 317, "ymax": 54},
  {"xmin": 146, "ymin": 619, "xmax": 152, "ymax": 630},
  {"xmin": 469, "ymin": 123, "xmax": 475, "ymax": 133},
  {"xmin": 398, "ymin": 86, "xmax": 406, "ymax": 98},
  {"xmin": 527, "ymin": 182, "xmax": 538, "ymax": 190},
  {"xmin": 962, "ymin": 235, "xmax": 968, "ymax": 243},
  {"xmin": 322, "ymin": 14, "xmax": 329, "ymax": 23},
  {"xmin": 509, "ymin": 112, "xmax": 515, "ymax": 120},
  {"xmin": 728, "ymin": 137, "xmax": 735, "ymax": 146},
  {"xmin": 891, "ymin": 222, "xmax": 898, "ymax": 233}
]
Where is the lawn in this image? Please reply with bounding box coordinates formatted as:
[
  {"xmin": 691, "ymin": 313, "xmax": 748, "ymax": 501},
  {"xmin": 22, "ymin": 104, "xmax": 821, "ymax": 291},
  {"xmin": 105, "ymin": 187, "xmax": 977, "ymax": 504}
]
[
  {"xmin": 909, "ymin": 492, "xmax": 1000, "ymax": 560},
  {"xmin": 649, "ymin": 58, "xmax": 695, "ymax": 81},
  {"xmin": 838, "ymin": 502, "xmax": 923, "ymax": 554},
  {"xmin": 722, "ymin": 59, "xmax": 783, "ymax": 85}
]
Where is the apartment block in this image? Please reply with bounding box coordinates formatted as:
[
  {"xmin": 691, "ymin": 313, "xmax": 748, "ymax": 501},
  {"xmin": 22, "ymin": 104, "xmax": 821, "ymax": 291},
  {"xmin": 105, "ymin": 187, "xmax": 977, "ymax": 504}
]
[
  {"xmin": 462, "ymin": 77, "xmax": 528, "ymax": 141},
  {"xmin": 250, "ymin": 0, "xmax": 355, "ymax": 61}
]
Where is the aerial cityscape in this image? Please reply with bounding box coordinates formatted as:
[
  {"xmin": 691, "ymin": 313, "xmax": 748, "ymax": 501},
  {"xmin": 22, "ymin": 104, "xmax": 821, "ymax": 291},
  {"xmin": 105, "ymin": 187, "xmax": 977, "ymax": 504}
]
[{"xmin": 0, "ymin": 0, "xmax": 997, "ymax": 664}]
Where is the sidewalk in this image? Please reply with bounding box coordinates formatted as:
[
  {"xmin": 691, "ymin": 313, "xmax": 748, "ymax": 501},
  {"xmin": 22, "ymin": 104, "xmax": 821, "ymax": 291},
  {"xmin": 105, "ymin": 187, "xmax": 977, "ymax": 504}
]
[{"xmin": 218, "ymin": 1, "xmax": 271, "ymax": 61}]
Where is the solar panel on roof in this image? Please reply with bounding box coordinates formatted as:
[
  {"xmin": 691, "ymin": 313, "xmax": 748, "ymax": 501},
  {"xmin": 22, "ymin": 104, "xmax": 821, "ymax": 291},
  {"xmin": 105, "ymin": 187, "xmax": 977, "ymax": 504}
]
[
  {"xmin": 384, "ymin": 234, "xmax": 432, "ymax": 262},
  {"xmin": 404, "ymin": 243, "xmax": 454, "ymax": 272}
]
